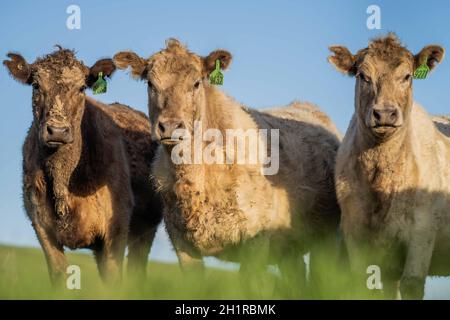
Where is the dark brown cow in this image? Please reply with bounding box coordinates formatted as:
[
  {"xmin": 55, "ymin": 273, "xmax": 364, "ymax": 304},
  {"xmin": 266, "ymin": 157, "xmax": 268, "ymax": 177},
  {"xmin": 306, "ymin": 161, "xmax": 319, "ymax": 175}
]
[{"xmin": 3, "ymin": 48, "xmax": 162, "ymax": 285}]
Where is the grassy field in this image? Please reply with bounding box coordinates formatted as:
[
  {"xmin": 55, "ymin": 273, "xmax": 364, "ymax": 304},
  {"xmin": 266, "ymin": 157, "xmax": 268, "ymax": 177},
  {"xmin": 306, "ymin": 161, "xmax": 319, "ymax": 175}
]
[
  {"xmin": 0, "ymin": 244, "xmax": 280, "ymax": 300},
  {"xmin": 0, "ymin": 244, "xmax": 448, "ymax": 299},
  {"xmin": 0, "ymin": 244, "xmax": 354, "ymax": 300}
]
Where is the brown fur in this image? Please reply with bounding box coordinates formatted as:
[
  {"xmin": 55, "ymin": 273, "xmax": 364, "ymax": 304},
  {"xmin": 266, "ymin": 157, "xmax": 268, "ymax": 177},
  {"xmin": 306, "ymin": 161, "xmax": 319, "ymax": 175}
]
[
  {"xmin": 329, "ymin": 34, "xmax": 449, "ymax": 299},
  {"xmin": 114, "ymin": 39, "xmax": 342, "ymax": 286},
  {"xmin": 4, "ymin": 48, "xmax": 162, "ymax": 285}
]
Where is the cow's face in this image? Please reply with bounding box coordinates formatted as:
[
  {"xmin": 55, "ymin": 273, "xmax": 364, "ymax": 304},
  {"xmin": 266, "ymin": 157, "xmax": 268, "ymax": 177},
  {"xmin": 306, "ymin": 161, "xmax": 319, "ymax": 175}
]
[
  {"xmin": 4, "ymin": 48, "xmax": 115, "ymax": 149},
  {"xmin": 114, "ymin": 39, "xmax": 231, "ymax": 146},
  {"xmin": 329, "ymin": 34, "xmax": 444, "ymax": 141}
]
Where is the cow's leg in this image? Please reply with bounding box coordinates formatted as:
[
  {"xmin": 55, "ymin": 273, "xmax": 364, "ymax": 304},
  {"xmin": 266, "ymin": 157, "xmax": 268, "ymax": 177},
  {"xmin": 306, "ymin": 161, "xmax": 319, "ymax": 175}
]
[
  {"xmin": 95, "ymin": 227, "xmax": 127, "ymax": 285},
  {"xmin": 377, "ymin": 248, "xmax": 404, "ymax": 299},
  {"xmin": 165, "ymin": 220, "xmax": 204, "ymax": 273},
  {"xmin": 177, "ymin": 249, "xmax": 203, "ymax": 271},
  {"xmin": 166, "ymin": 227, "xmax": 204, "ymax": 296},
  {"xmin": 344, "ymin": 239, "xmax": 404, "ymax": 299},
  {"xmin": 343, "ymin": 234, "xmax": 377, "ymax": 297},
  {"xmin": 400, "ymin": 214, "xmax": 435, "ymax": 300},
  {"xmin": 24, "ymin": 177, "xmax": 67, "ymax": 287},
  {"xmin": 127, "ymin": 219, "xmax": 158, "ymax": 280},
  {"xmin": 309, "ymin": 231, "xmax": 341, "ymax": 298},
  {"xmin": 172, "ymin": 236, "xmax": 204, "ymax": 273},
  {"xmin": 277, "ymin": 250, "xmax": 306, "ymax": 298},
  {"xmin": 95, "ymin": 185, "xmax": 133, "ymax": 284},
  {"xmin": 346, "ymin": 240, "xmax": 401, "ymax": 299},
  {"xmin": 382, "ymin": 275, "xmax": 401, "ymax": 299},
  {"xmin": 340, "ymin": 198, "xmax": 378, "ymax": 298},
  {"xmin": 32, "ymin": 221, "xmax": 67, "ymax": 287},
  {"xmin": 239, "ymin": 237, "xmax": 271, "ymax": 298},
  {"xmin": 25, "ymin": 184, "xmax": 67, "ymax": 287}
]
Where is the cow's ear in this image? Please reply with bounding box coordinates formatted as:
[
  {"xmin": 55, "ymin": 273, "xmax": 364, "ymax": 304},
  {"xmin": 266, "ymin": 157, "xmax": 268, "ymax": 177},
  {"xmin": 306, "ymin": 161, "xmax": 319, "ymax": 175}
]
[
  {"xmin": 87, "ymin": 58, "xmax": 116, "ymax": 87},
  {"xmin": 113, "ymin": 51, "xmax": 147, "ymax": 79},
  {"xmin": 328, "ymin": 46, "xmax": 357, "ymax": 76},
  {"xmin": 203, "ymin": 50, "xmax": 232, "ymax": 75},
  {"xmin": 415, "ymin": 45, "xmax": 445, "ymax": 72},
  {"xmin": 3, "ymin": 53, "xmax": 32, "ymax": 84}
]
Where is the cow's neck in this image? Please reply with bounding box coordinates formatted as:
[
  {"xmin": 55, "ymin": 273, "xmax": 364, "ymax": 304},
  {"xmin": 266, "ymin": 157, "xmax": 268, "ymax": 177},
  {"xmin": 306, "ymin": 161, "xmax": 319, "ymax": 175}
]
[
  {"xmin": 169, "ymin": 86, "xmax": 246, "ymax": 210},
  {"xmin": 42, "ymin": 103, "xmax": 90, "ymax": 218},
  {"xmin": 164, "ymin": 87, "xmax": 249, "ymax": 251},
  {"xmin": 355, "ymin": 114, "xmax": 415, "ymax": 197},
  {"xmin": 43, "ymin": 134, "xmax": 80, "ymax": 219}
]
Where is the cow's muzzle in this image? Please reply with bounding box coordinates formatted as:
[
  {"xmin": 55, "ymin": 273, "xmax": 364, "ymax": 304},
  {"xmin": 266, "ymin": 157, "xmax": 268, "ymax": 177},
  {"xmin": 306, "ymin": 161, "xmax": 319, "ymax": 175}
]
[{"xmin": 42, "ymin": 123, "xmax": 73, "ymax": 148}]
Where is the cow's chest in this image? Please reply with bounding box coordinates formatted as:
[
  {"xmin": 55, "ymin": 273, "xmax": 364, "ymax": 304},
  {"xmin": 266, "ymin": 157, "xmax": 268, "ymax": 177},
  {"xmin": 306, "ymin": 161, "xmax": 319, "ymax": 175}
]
[
  {"xmin": 51, "ymin": 188, "xmax": 111, "ymax": 249},
  {"xmin": 356, "ymin": 153, "xmax": 414, "ymax": 235},
  {"xmin": 54, "ymin": 212, "xmax": 98, "ymax": 249},
  {"xmin": 163, "ymin": 188, "xmax": 248, "ymax": 255},
  {"xmin": 363, "ymin": 186, "xmax": 417, "ymax": 248}
]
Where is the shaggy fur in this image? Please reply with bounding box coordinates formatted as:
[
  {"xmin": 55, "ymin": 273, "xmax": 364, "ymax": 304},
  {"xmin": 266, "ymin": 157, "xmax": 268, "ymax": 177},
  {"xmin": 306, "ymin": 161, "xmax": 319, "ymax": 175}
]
[
  {"xmin": 114, "ymin": 39, "xmax": 342, "ymax": 285},
  {"xmin": 4, "ymin": 48, "xmax": 162, "ymax": 285},
  {"xmin": 329, "ymin": 34, "xmax": 449, "ymax": 299}
]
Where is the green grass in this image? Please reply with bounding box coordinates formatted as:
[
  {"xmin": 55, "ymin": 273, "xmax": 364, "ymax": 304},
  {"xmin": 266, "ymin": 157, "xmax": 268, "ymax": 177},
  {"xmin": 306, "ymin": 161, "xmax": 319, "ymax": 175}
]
[
  {"xmin": 0, "ymin": 244, "xmax": 280, "ymax": 299},
  {"xmin": 0, "ymin": 244, "xmax": 381, "ymax": 300},
  {"xmin": 1, "ymin": 244, "xmax": 447, "ymax": 299},
  {"xmin": 0, "ymin": 244, "xmax": 354, "ymax": 300}
]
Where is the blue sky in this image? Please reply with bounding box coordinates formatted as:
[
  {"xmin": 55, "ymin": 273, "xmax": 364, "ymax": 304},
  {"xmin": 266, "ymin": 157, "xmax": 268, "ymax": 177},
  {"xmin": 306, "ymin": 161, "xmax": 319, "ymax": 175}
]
[{"xmin": 1, "ymin": 0, "xmax": 450, "ymax": 297}]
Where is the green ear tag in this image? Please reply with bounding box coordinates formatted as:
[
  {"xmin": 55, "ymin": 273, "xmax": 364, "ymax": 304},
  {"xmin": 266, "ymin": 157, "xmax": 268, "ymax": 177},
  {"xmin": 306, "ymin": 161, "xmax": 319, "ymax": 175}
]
[
  {"xmin": 209, "ymin": 59, "xmax": 224, "ymax": 85},
  {"xmin": 92, "ymin": 72, "xmax": 107, "ymax": 94},
  {"xmin": 413, "ymin": 62, "xmax": 430, "ymax": 80}
]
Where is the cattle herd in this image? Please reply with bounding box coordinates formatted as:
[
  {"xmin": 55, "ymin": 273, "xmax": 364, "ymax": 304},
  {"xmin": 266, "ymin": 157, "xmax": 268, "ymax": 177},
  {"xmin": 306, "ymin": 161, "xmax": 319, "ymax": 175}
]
[{"xmin": 3, "ymin": 33, "xmax": 450, "ymax": 299}]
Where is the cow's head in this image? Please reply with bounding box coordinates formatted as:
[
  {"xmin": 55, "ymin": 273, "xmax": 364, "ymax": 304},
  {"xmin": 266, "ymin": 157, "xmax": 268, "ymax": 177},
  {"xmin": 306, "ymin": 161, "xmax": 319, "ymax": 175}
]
[
  {"xmin": 328, "ymin": 34, "xmax": 444, "ymax": 140},
  {"xmin": 4, "ymin": 47, "xmax": 116, "ymax": 149},
  {"xmin": 114, "ymin": 39, "xmax": 232, "ymax": 145}
]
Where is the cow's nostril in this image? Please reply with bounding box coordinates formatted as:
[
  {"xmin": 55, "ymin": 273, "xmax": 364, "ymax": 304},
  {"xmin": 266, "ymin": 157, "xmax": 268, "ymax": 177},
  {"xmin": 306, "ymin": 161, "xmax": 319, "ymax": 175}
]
[
  {"xmin": 389, "ymin": 111, "xmax": 397, "ymax": 121},
  {"xmin": 46, "ymin": 125, "xmax": 70, "ymax": 138},
  {"xmin": 373, "ymin": 110, "xmax": 381, "ymax": 121},
  {"xmin": 175, "ymin": 122, "xmax": 184, "ymax": 129},
  {"xmin": 158, "ymin": 122, "xmax": 166, "ymax": 133},
  {"xmin": 372, "ymin": 107, "xmax": 398, "ymax": 126}
]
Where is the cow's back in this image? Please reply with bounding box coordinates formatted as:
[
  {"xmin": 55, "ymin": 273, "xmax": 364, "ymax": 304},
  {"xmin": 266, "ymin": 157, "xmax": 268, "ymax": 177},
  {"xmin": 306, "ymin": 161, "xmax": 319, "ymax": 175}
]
[
  {"xmin": 432, "ymin": 115, "xmax": 450, "ymax": 138},
  {"xmin": 262, "ymin": 101, "xmax": 342, "ymax": 140},
  {"xmin": 247, "ymin": 102, "xmax": 342, "ymax": 236}
]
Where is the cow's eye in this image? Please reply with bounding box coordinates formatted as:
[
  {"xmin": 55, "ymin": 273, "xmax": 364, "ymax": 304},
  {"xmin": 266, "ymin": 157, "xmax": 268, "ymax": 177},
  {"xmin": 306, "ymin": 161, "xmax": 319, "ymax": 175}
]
[
  {"xmin": 32, "ymin": 83, "xmax": 40, "ymax": 90},
  {"xmin": 148, "ymin": 80, "xmax": 154, "ymax": 89},
  {"xmin": 404, "ymin": 74, "xmax": 412, "ymax": 82},
  {"xmin": 79, "ymin": 85, "xmax": 87, "ymax": 92},
  {"xmin": 193, "ymin": 80, "xmax": 201, "ymax": 90}
]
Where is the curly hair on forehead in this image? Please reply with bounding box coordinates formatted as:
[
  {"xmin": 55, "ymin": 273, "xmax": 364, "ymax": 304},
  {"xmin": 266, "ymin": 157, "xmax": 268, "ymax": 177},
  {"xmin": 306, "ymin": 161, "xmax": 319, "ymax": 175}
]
[
  {"xmin": 150, "ymin": 38, "xmax": 203, "ymax": 76},
  {"xmin": 365, "ymin": 33, "xmax": 413, "ymax": 61},
  {"xmin": 164, "ymin": 38, "xmax": 189, "ymax": 54},
  {"xmin": 32, "ymin": 46, "xmax": 87, "ymax": 74}
]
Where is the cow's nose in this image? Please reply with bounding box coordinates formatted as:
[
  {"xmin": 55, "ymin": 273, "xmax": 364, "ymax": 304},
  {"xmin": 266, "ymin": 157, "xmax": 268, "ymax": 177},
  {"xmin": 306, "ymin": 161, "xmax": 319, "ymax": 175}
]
[
  {"xmin": 372, "ymin": 107, "xmax": 398, "ymax": 126},
  {"xmin": 45, "ymin": 125, "xmax": 72, "ymax": 143},
  {"xmin": 157, "ymin": 119, "xmax": 185, "ymax": 138}
]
